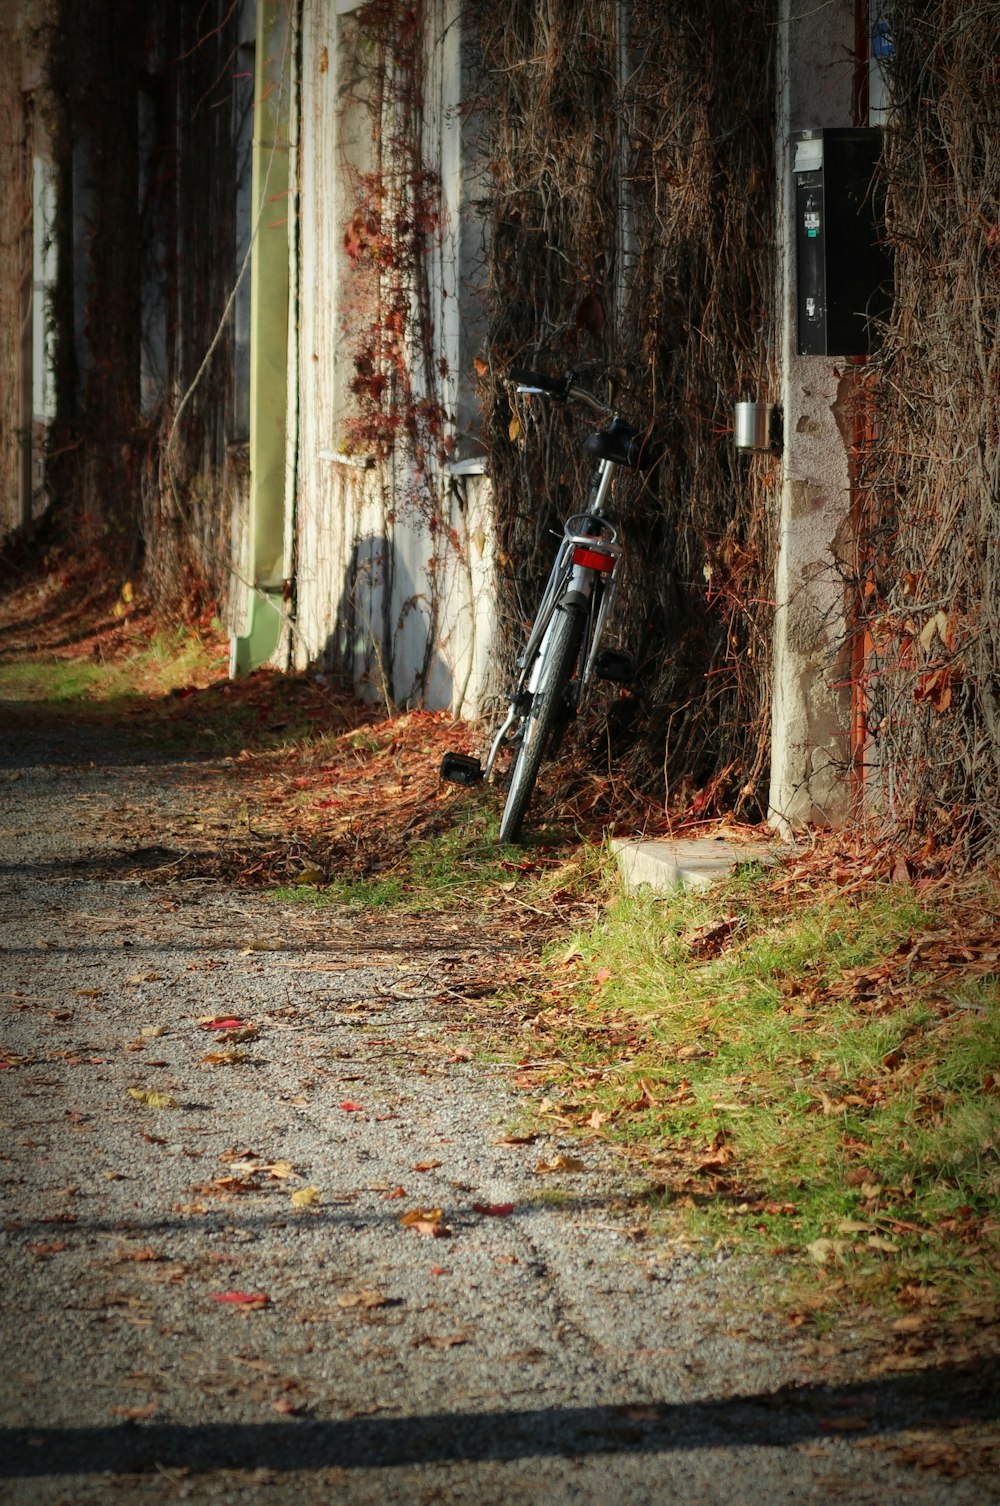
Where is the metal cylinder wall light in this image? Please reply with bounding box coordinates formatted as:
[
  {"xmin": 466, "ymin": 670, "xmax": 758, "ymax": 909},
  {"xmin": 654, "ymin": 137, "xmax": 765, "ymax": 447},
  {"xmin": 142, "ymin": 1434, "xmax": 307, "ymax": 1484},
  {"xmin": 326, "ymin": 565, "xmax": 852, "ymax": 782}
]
[{"xmin": 734, "ymin": 401, "xmax": 780, "ymax": 453}]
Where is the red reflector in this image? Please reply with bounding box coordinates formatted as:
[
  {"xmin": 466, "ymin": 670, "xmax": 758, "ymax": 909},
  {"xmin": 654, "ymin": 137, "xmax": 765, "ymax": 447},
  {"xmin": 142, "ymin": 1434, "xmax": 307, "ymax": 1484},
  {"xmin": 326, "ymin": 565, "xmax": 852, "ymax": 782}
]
[{"xmin": 572, "ymin": 546, "xmax": 614, "ymax": 572}]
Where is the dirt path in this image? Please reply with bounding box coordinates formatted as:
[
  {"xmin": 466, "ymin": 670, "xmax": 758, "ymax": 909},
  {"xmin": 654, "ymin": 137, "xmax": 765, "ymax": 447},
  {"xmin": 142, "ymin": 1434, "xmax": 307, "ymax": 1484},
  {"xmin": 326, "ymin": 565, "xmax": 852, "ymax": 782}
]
[{"xmin": 0, "ymin": 701, "xmax": 996, "ymax": 1505}]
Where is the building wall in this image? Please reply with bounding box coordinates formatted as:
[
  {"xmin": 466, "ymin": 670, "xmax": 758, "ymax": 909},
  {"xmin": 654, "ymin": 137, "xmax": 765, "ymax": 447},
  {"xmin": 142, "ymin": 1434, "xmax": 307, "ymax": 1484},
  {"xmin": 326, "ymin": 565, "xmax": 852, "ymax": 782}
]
[
  {"xmin": 291, "ymin": 0, "xmax": 496, "ymax": 715},
  {"xmin": 0, "ymin": 3, "xmax": 27, "ymax": 536},
  {"xmin": 0, "ymin": 4, "xmax": 54, "ymax": 539}
]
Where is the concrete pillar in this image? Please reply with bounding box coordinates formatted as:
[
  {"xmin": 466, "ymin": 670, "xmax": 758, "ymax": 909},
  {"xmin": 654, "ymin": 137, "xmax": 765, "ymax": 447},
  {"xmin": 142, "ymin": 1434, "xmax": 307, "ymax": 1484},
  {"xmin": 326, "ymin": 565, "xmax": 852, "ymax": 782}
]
[
  {"xmin": 768, "ymin": 0, "xmax": 858, "ymax": 832},
  {"xmin": 230, "ymin": 0, "xmax": 290, "ymax": 676}
]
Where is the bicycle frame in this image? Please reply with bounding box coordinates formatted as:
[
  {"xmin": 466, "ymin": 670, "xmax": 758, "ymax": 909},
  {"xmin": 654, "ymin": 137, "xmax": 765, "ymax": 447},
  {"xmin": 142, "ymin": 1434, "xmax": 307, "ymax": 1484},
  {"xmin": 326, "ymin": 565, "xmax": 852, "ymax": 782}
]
[
  {"xmin": 482, "ymin": 453, "xmax": 624, "ymax": 784},
  {"xmin": 438, "ymin": 363, "xmax": 651, "ymax": 835}
]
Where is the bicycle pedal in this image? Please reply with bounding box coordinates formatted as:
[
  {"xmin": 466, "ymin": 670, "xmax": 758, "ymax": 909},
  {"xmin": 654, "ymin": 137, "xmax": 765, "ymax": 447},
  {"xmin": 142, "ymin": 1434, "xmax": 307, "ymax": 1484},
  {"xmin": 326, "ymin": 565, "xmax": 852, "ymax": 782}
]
[
  {"xmin": 593, "ymin": 648, "xmax": 634, "ymax": 684},
  {"xmin": 439, "ymin": 752, "xmax": 483, "ymax": 786}
]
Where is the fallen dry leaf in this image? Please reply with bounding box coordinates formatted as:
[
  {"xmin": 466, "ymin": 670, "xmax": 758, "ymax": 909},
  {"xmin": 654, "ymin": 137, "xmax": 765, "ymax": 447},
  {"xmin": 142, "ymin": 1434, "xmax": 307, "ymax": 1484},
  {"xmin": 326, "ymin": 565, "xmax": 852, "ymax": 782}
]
[
  {"xmin": 265, "ymin": 1160, "xmax": 296, "ymax": 1180},
  {"xmin": 412, "ymin": 1160, "xmax": 442, "ymax": 1172},
  {"xmin": 127, "ymin": 1088, "xmax": 178, "ymax": 1109},
  {"xmin": 535, "ymin": 1154, "xmax": 585, "ymax": 1175},
  {"xmin": 290, "ymin": 1186, "xmax": 321, "ymax": 1209},
  {"xmin": 401, "ymin": 1207, "xmax": 451, "ymax": 1238},
  {"xmin": 616, "ymin": 1404, "xmax": 661, "ymax": 1422},
  {"xmin": 472, "ymin": 1202, "xmax": 515, "ymax": 1217},
  {"xmin": 892, "ymin": 1314, "xmax": 928, "ymax": 1334},
  {"xmin": 199, "ymin": 1016, "xmax": 245, "ymax": 1031},
  {"xmin": 807, "ymin": 1237, "xmax": 850, "ymax": 1266},
  {"xmin": 339, "ymin": 1101, "xmax": 364, "ymax": 1113},
  {"xmin": 411, "ymin": 1332, "xmax": 467, "ymax": 1349},
  {"xmin": 335, "ymin": 1288, "xmax": 392, "ymax": 1310},
  {"xmin": 194, "ymin": 1175, "xmax": 259, "ymax": 1198}
]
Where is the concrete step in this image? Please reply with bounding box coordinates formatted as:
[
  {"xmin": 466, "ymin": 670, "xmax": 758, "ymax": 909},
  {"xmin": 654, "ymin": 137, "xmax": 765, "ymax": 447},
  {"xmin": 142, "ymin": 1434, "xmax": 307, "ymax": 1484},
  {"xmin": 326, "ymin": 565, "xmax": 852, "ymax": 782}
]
[{"xmin": 612, "ymin": 834, "xmax": 785, "ymax": 892}]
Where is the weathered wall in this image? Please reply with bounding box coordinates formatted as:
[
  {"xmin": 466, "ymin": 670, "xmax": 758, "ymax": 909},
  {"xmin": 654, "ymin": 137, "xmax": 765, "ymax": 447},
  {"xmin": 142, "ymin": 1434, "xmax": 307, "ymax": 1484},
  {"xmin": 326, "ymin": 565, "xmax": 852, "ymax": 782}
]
[
  {"xmin": 0, "ymin": 3, "xmax": 30, "ymax": 535},
  {"xmin": 768, "ymin": 0, "xmax": 857, "ymax": 831},
  {"xmin": 292, "ymin": 0, "xmax": 495, "ymax": 714}
]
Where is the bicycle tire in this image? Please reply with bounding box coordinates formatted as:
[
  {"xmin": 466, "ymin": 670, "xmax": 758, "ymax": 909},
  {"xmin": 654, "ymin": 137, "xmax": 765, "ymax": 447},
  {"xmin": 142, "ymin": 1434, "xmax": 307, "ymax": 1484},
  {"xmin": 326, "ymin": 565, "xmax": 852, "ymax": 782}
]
[{"xmin": 499, "ymin": 598, "xmax": 586, "ymax": 844}]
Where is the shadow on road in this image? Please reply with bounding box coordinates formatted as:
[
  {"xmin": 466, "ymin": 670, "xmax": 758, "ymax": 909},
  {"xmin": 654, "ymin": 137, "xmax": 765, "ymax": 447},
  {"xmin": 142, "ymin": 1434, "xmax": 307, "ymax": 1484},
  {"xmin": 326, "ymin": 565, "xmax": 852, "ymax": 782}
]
[{"xmin": 2, "ymin": 1355, "xmax": 996, "ymax": 1477}]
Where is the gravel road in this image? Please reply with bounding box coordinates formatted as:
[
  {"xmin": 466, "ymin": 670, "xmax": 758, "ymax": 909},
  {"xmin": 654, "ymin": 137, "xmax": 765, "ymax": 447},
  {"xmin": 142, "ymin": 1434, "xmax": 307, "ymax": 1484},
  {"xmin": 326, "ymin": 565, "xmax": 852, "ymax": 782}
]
[{"xmin": 0, "ymin": 705, "xmax": 995, "ymax": 1505}]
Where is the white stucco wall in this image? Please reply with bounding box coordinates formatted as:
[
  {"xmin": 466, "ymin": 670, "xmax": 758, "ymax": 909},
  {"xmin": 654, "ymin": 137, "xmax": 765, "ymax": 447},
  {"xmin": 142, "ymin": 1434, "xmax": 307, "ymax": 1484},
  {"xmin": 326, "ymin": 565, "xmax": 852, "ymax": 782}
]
[{"xmin": 292, "ymin": 0, "xmax": 495, "ymax": 717}]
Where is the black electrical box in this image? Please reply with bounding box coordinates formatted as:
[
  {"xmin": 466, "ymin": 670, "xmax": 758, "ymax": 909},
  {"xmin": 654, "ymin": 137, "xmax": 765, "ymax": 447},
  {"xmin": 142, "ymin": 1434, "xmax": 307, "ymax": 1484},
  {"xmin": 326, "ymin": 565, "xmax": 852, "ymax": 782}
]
[{"xmin": 794, "ymin": 127, "xmax": 892, "ymax": 357}]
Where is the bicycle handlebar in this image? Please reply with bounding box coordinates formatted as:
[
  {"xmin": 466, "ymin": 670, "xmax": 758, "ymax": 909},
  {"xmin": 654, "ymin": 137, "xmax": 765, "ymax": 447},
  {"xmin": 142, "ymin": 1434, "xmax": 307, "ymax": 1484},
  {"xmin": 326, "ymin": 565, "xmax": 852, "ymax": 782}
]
[
  {"xmin": 508, "ymin": 365, "xmax": 612, "ymax": 417},
  {"xmin": 508, "ymin": 365, "xmax": 570, "ymax": 397}
]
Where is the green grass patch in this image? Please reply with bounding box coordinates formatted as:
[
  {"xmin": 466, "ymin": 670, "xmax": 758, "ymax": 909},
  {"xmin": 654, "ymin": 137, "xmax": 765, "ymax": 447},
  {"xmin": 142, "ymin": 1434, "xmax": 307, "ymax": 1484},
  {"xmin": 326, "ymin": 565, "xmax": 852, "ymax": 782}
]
[
  {"xmin": 508, "ymin": 863, "xmax": 1000, "ymax": 1314},
  {"xmin": 0, "ymin": 627, "xmax": 226, "ymax": 710},
  {"xmin": 273, "ymin": 803, "xmax": 526, "ymax": 911}
]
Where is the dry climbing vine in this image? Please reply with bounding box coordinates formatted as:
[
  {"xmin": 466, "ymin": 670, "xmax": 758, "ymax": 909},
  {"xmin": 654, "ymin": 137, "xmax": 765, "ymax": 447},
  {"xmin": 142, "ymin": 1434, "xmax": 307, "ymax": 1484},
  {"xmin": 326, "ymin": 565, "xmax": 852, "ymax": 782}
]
[
  {"xmin": 853, "ymin": 1, "xmax": 1000, "ymax": 863},
  {"xmin": 471, "ymin": 0, "xmax": 779, "ymax": 818},
  {"xmin": 343, "ymin": 2, "xmax": 454, "ymax": 482}
]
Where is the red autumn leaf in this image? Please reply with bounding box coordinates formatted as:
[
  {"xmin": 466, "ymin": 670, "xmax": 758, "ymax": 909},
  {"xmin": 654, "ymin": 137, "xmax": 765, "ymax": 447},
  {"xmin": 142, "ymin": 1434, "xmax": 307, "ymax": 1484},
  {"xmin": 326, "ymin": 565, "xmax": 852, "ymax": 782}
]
[
  {"xmin": 210, "ymin": 1290, "xmax": 271, "ymax": 1310},
  {"xmin": 272, "ymin": 1397, "xmax": 304, "ymax": 1416},
  {"xmin": 575, "ymin": 290, "xmax": 606, "ymax": 338},
  {"xmin": 29, "ymin": 1240, "xmax": 66, "ymax": 1256},
  {"xmin": 200, "ymin": 1017, "xmax": 244, "ymax": 1031},
  {"xmin": 340, "ymin": 1101, "xmax": 363, "ymax": 1113},
  {"xmin": 401, "ymin": 1207, "xmax": 451, "ymax": 1237},
  {"xmin": 472, "ymin": 1202, "xmax": 516, "ymax": 1217},
  {"xmin": 593, "ymin": 967, "xmax": 613, "ymax": 986}
]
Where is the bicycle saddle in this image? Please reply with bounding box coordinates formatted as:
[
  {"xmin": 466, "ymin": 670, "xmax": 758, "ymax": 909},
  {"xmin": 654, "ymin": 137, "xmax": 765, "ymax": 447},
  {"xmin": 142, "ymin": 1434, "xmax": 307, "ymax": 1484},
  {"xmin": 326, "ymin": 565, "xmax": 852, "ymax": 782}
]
[{"xmin": 583, "ymin": 418, "xmax": 657, "ymax": 471}]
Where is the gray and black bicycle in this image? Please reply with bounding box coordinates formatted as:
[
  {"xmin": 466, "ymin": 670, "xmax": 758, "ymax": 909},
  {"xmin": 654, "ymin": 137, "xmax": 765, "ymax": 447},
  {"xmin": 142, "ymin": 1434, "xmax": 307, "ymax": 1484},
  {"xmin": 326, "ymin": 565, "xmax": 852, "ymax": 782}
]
[{"xmin": 441, "ymin": 364, "xmax": 656, "ymax": 844}]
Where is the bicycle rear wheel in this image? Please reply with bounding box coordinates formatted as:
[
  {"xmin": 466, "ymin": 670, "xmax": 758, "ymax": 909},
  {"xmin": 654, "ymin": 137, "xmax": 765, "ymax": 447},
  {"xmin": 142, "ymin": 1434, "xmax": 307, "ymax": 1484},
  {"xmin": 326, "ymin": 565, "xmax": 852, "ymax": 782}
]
[{"xmin": 499, "ymin": 599, "xmax": 586, "ymax": 844}]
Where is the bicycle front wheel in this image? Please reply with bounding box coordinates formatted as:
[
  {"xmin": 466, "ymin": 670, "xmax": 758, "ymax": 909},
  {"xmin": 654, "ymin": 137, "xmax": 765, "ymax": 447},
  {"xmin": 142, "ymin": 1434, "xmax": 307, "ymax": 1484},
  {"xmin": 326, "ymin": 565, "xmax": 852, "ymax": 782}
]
[{"xmin": 499, "ymin": 599, "xmax": 586, "ymax": 844}]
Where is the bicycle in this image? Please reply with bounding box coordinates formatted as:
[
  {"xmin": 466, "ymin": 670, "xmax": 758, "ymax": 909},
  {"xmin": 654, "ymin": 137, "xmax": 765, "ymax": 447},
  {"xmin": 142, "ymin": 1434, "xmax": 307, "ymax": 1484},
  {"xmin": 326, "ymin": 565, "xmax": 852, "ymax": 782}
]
[{"xmin": 440, "ymin": 364, "xmax": 656, "ymax": 843}]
